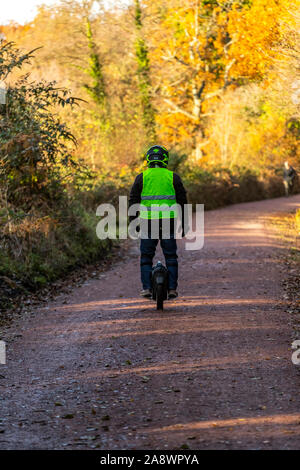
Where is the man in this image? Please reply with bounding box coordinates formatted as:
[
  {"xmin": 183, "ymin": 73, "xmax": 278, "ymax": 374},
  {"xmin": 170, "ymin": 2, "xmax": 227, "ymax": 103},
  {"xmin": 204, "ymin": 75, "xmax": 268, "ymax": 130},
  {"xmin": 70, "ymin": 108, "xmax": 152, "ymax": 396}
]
[
  {"xmin": 129, "ymin": 145, "xmax": 188, "ymax": 299},
  {"xmin": 283, "ymin": 161, "xmax": 297, "ymax": 196}
]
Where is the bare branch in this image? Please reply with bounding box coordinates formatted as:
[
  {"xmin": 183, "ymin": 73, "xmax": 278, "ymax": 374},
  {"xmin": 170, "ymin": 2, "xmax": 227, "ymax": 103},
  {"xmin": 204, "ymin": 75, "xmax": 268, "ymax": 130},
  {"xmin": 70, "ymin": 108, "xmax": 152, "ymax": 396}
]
[
  {"xmin": 204, "ymin": 87, "xmax": 227, "ymax": 101},
  {"xmin": 168, "ymin": 77, "xmax": 187, "ymax": 88},
  {"xmin": 174, "ymin": 55, "xmax": 191, "ymax": 68},
  {"xmin": 163, "ymin": 98, "xmax": 197, "ymax": 121},
  {"xmin": 203, "ymin": 60, "xmax": 237, "ymax": 101},
  {"xmin": 195, "ymin": 139, "xmax": 211, "ymax": 148},
  {"xmin": 224, "ymin": 58, "xmax": 236, "ymax": 85}
]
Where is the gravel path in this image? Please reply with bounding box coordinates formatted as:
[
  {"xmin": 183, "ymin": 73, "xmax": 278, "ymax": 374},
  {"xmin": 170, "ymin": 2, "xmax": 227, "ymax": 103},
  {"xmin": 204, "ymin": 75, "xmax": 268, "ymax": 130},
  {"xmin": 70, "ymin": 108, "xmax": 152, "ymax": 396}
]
[{"xmin": 1, "ymin": 195, "xmax": 300, "ymax": 450}]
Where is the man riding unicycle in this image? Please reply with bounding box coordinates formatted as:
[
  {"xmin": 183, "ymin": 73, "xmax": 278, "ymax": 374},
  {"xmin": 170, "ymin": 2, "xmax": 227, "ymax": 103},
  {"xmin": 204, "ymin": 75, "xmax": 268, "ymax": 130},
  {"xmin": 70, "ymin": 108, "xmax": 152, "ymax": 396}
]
[{"xmin": 129, "ymin": 145, "xmax": 188, "ymax": 300}]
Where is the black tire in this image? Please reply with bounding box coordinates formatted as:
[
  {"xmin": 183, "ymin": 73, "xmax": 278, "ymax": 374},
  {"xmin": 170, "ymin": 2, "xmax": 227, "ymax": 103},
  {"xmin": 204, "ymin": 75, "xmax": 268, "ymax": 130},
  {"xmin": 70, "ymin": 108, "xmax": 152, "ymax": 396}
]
[{"xmin": 156, "ymin": 284, "xmax": 164, "ymax": 311}]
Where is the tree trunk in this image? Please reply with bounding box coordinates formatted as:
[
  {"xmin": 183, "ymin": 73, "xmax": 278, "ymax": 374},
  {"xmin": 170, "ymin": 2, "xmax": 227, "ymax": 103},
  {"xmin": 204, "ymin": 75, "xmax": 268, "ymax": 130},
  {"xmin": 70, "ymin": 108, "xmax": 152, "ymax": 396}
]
[
  {"xmin": 194, "ymin": 126, "xmax": 206, "ymax": 160},
  {"xmin": 134, "ymin": 0, "xmax": 156, "ymax": 142},
  {"xmin": 192, "ymin": 80, "xmax": 206, "ymax": 160}
]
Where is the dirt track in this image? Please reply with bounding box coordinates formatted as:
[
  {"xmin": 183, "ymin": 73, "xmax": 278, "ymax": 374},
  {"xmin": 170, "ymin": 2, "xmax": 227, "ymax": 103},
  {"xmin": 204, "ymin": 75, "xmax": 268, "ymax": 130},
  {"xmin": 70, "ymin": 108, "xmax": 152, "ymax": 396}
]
[{"xmin": 1, "ymin": 195, "xmax": 300, "ymax": 450}]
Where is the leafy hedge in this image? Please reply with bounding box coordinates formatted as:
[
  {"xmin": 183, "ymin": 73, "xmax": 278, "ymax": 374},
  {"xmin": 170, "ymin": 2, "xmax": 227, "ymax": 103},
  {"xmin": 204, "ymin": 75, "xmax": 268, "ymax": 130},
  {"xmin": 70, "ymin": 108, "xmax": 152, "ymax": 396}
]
[{"xmin": 183, "ymin": 165, "xmax": 296, "ymax": 209}]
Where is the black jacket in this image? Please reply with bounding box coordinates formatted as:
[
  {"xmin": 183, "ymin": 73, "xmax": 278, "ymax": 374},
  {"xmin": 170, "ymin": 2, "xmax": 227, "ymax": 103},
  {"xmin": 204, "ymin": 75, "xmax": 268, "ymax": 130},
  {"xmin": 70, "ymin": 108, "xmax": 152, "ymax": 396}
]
[
  {"xmin": 129, "ymin": 167, "xmax": 188, "ymax": 231},
  {"xmin": 284, "ymin": 166, "xmax": 296, "ymax": 180}
]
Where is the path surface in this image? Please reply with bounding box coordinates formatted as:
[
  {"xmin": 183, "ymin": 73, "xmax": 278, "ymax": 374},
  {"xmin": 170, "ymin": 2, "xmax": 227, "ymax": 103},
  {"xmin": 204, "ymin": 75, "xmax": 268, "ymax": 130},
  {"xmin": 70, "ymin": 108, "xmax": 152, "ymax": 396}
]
[{"xmin": 1, "ymin": 195, "xmax": 300, "ymax": 450}]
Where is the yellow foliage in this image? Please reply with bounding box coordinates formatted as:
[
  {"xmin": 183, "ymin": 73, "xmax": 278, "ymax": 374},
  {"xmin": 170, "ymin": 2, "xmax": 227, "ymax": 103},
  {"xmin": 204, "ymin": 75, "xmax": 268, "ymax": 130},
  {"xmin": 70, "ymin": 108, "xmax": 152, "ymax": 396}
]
[
  {"xmin": 145, "ymin": 0, "xmax": 291, "ymax": 157},
  {"xmin": 295, "ymin": 210, "xmax": 300, "ymax": 233},
  {"xmin": 1, "ymin": 0, "xmax": 297, "ymax": 171},
  {"xmin": 228, "ymin": 0, "xmax": 289, "ymax": 80}
]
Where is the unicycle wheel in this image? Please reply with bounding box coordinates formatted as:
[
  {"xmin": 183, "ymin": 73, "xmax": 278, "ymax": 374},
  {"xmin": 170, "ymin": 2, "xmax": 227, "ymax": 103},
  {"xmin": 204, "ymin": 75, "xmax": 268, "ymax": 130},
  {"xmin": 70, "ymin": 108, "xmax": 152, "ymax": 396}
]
[{"xmin": 156, "ymin": 284, "xmax": 164, "ymax": 311}]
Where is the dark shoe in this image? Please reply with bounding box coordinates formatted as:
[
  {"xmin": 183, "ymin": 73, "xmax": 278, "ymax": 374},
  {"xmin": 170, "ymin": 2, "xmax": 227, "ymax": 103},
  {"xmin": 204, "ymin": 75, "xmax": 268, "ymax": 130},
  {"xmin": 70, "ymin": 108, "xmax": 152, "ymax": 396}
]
[
  {"xmin": 141, "ymin": 289, "xmax": 152, "ymax": 298},
  {"xmin": 168, "ymin": 289, "xmax": 178, "ymax": 299}
]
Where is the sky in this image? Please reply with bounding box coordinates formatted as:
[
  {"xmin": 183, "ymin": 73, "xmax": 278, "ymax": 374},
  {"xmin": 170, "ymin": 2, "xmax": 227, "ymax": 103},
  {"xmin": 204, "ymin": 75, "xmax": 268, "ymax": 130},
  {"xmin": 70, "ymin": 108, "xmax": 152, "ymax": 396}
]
[
  {"xmin": 0, "ymin": 0, "xmax": 128, "ymax": 25},
  {"xmin": 1, "ymin": 0, "xmax": 58, "ymax": 24}
]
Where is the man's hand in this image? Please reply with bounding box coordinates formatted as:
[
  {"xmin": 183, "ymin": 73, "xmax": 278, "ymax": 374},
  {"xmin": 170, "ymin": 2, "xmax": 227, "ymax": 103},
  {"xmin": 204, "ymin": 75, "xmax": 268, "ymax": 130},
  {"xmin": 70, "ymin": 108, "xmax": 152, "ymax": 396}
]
[{"xmin": 181, "ymin": 224, "xmax": 190, "ymax": 238}]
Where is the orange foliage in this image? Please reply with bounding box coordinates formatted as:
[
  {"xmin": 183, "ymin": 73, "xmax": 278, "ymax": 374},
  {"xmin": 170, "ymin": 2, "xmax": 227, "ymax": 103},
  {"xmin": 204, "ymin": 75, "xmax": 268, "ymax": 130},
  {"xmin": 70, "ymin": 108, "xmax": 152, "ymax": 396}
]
[
  {"xmin": 227, "ymin": 0, "xmax": 287, "ymax": 80},
  {"xmin": 146, "ymin": 0, "xmax": 290, "ymax": 155}
]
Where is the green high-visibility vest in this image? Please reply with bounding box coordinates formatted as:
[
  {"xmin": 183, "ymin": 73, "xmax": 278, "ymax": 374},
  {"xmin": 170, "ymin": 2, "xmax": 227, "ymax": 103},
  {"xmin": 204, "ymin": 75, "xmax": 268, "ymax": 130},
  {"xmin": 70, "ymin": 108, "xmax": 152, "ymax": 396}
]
[{"xmin": 140, "ymin": 167, "xmax": 177, "ymax": 219}]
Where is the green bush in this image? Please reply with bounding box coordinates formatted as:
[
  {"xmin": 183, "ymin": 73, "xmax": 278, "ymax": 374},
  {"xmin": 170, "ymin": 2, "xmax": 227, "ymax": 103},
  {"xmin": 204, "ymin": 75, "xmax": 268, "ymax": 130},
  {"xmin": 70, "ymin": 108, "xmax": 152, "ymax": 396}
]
[{"xmin": 0, "ymin": 43, "xmax": 114, "ymax": 311}]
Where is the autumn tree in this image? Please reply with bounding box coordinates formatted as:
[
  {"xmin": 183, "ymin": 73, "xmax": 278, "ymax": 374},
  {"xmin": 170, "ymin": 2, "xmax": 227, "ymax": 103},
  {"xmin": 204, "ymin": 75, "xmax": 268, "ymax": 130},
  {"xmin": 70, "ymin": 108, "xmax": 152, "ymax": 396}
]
[
  {"xmin": 0, "ymin": 41, "xmax": 79, "ymax": 209},
  {"xmin": 83, "ymin": 17, "xmax": 106, "ymax": 107},
  {"xmin": 134, "ymin": 0, "xmax": 156, "ymax": 142},
  {"xmin": 145, "ymin": 0, "xmax": 288, "ymax": 159},
  {"xmin": 204, "ymin": 0, "xmax": 299, "ymax": 169},
  {"xmin": 1, "ymin": 0, "xmax": 294, "ymax": 172}
]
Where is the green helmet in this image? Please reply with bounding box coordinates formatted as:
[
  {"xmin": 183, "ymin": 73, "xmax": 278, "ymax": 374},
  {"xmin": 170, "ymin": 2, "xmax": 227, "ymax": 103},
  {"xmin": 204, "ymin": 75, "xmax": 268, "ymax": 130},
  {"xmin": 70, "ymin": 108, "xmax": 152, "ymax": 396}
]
[{"xmin": 146, "ymin": 145, "xmax": 169, "ymax": 167}]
